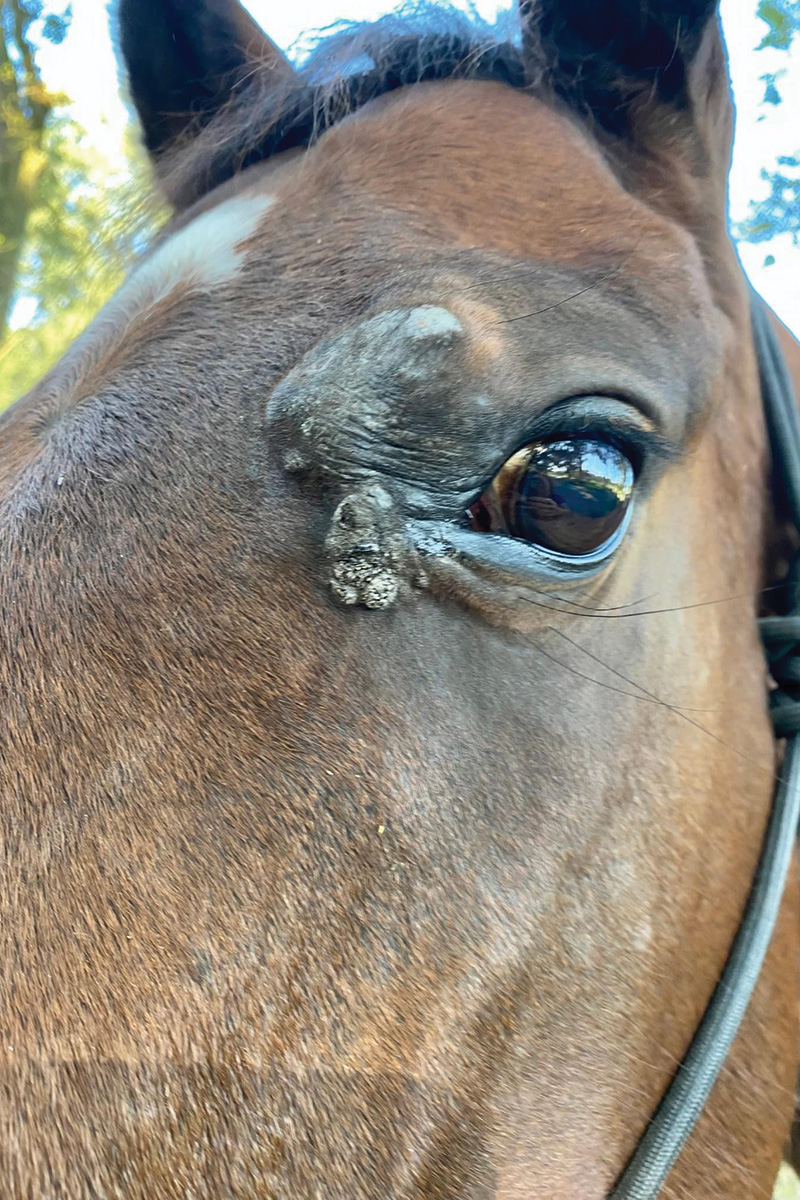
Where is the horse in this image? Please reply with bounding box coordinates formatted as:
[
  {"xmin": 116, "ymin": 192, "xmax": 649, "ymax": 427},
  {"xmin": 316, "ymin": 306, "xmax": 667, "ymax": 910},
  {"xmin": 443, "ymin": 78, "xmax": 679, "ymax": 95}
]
[{"xmin": 2, "ymin": 0, "xmax": 800, "ymax": 1195}]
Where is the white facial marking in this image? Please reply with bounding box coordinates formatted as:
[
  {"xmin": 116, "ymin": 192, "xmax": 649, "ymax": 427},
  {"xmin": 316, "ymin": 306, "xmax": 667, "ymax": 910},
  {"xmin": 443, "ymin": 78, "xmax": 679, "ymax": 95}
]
[
  {"xmin": 125, "ymin": 192, "xmax": 274, "ymax": 311},
  {"xmin": 632, "ymin": 919, "xmax": 653, "ymax": 952},
  {"xmin": 46, "ymin": 192, "xmax": 277, "ymax": 412}
]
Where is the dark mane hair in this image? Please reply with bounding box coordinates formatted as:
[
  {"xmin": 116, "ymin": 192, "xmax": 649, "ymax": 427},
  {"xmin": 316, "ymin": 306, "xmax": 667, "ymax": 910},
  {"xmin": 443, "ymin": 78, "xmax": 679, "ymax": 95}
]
[
  {"xmin": 162, "ymin": 5, "xmax": 526, "ymax": 206},
  {"xmin": 161, "ymin": 1, "xmax": 705, "ymax": 208},
  {"xmin": 278, "ymin": 10, "xmax": 526, "ymax": 148}
]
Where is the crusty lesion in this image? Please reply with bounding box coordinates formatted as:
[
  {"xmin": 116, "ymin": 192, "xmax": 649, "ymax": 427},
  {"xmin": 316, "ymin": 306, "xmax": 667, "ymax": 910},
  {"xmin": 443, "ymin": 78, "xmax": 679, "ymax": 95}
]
[
  {"xmin": 325, "ymin": 483, "xmax": 409, "ymax": 610},
  {"xmin": 266, "ymin": 304, "xmax": 472, "ymax": 497},
  {"xmin": 267, "ymin": 303, "xmax": 479, "ymax": 609}
]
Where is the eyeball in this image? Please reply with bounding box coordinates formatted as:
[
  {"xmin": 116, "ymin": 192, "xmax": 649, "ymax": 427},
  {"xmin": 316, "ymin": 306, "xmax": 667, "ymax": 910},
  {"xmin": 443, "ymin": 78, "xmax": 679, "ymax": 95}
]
[{"xmin": 467, "ymin": 438, "xmax": 634, "ymax": 558}]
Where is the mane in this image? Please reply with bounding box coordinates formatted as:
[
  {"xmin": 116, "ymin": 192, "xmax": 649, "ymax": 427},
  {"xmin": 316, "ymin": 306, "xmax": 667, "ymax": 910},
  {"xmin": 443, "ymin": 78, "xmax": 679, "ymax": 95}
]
[
  {"xmin": 161, "ymin": 5, "xmax": 529, "ymax": 207},
  {"xmin": 160, "ymin": 1, "xmax": 699, "ymax": 209}
]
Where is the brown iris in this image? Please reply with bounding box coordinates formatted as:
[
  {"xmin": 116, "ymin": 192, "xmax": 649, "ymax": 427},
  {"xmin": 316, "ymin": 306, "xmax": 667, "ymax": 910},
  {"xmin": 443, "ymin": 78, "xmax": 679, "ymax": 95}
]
[{"xmin": 467, "ymin": 438, "xmax": 634, "ymax": 557}]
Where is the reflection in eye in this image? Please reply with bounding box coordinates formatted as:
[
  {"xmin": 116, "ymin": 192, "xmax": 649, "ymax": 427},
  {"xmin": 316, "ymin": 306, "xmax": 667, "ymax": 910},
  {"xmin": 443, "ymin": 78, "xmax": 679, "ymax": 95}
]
[{"xmin": 467, "ymin": 438, "xmax": 635, "ymax": 557}]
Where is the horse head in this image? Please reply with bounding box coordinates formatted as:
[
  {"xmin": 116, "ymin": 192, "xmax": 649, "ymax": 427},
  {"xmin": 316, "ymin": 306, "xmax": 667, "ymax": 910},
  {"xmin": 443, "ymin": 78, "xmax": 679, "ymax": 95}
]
[{"xmin": 2, "ymin": 1, "xmax": 799, "ymax": 1195}]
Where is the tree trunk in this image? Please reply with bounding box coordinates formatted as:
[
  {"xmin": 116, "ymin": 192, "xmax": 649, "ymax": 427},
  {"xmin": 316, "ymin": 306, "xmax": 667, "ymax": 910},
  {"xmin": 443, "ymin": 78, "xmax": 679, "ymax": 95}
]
[
  {"xmin": 0, "ymin": 165, "xmax": 28, "ymax": 347},
  {"xmin": 0, "ymin": 0, "xmax": 52, "ymax": 344}
]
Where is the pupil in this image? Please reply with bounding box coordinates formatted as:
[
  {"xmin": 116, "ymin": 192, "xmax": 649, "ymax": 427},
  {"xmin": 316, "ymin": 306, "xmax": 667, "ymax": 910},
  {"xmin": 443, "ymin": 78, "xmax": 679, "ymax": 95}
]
[{"xmin": 473, "ymin": 438, "xmax": 634, "ymax": 556}]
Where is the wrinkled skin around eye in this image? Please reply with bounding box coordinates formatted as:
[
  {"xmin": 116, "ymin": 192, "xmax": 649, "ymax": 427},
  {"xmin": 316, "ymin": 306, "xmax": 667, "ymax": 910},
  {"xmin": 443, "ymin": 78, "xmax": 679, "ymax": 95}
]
[{"xmin": 467, "ymin": 438, "xmax": 635, "ymax": 557}]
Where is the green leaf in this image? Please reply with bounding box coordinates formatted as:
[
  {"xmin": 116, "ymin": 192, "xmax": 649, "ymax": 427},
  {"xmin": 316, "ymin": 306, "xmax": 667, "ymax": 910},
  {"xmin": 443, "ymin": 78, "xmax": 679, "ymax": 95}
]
[{"xmin": 756, "ymin": 0, "xmax": 800, "ymax": 51}]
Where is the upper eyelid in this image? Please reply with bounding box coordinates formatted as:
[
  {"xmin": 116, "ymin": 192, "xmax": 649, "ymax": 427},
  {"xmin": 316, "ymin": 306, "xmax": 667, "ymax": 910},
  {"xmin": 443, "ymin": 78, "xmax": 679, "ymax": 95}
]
[
  {"xmin": 530, "ymin": 396, "xmax": 677, "ymax": 455},
  {"xmin": 470, "ymin": 404, "xmax": 678, "ymax": 504}
]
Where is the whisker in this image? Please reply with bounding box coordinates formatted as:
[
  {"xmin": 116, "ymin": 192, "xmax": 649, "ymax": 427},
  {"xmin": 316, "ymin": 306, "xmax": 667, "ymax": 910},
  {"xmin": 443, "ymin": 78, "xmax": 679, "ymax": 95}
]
[
  {"xmin": 525, "ymin": 638, "xmax": 709, "ymax": 711},
  {"xmin": 493, "ymin": 270, "xmax": 620, "ymax": 325},
  {"xmin": 537, "ymin": 589, "xmax": 658, "ymax": 613},
  {"xmin": 547, "ymin": 628, "xmax": 783, "ymax": 785},
  {"xmin": 492, "ymin": 230, "xmax": 647, "ymax": 326},
  {"xmin": 551, "ymin": 627, "xmax": 703, "ymax": 706},
  {"xmin": 521, "ymin": 584, "xmax": 782, "ymax": 620}
]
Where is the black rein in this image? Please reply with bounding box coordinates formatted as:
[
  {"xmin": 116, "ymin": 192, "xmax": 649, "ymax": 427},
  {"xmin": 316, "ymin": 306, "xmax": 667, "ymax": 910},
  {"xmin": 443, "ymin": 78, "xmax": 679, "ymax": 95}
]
[{"xmin": 608, "ymin": 298, "xmax": 800, "ymax": 1199}]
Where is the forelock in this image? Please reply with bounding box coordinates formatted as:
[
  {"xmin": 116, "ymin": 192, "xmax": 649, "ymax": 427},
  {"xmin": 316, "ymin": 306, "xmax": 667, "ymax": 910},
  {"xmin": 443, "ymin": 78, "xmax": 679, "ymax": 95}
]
[{"xmin": 158, "ymin": 4, "xmax": 528, "ymax": 209}]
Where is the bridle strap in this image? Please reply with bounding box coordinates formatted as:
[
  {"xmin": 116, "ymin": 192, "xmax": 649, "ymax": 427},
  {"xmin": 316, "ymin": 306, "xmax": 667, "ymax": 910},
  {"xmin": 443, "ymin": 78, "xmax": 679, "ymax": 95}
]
[
  {"xmin": 757, "ymin": 298, "xmax": 800, "ymax": 736},
  {"xmin": 608, "ymin": 298, "xmax": 800, "ymax": 1200}
]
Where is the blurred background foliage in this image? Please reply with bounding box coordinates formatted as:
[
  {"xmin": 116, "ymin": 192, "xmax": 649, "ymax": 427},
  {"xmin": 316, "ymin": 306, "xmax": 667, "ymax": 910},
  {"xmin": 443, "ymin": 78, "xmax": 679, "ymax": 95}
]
[
  {"xmin": 0, "ymin": 0, "xmax": 162, "ymax": 409},
  {"xmin": 736, "ymin": 0, "xmax": 800, "ymax": 247},
  {"xmin": 0, "ymin": 0, "xmax": 798, "ymax": 412}
]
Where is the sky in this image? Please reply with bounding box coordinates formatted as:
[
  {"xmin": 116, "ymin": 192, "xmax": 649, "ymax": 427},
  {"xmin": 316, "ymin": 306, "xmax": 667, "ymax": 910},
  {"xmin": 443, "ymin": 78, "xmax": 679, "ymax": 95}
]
[{"xmin": 32, "ymin": 0, "xmax": 800, "ymax": 336}]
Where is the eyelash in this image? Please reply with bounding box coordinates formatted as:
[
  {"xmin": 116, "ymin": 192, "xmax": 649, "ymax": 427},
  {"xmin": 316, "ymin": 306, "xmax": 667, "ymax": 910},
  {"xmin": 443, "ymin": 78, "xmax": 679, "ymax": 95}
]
[{"xmin": 468, "ymin": 413, "xmax": 674, "ymax": 507}]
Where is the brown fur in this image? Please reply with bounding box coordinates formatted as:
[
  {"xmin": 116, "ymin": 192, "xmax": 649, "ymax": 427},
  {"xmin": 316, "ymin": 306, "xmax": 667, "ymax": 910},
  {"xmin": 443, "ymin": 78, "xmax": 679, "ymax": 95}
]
[{"xmin": 1, "ymin": 3, "xmax": 799, "ymax": 1197}]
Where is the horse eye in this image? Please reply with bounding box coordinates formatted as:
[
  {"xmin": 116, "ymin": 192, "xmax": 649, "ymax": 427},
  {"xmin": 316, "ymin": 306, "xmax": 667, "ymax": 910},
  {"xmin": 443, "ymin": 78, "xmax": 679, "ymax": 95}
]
[{"xmin": 467, "ymin": 437, "xmax": 635, "ymax": 557}]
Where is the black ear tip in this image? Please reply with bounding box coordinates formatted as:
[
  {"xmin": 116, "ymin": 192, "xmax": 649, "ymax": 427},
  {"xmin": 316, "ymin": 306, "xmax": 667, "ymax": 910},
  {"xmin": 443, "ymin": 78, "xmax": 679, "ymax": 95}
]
[
  {"xmin": 522, "ymin": 0, "xmax": 721, "ymax": 127},
  {"xmin": 523, "ymin": 0, "xmax": 718, "ymax": 30},
  {"xmin": 118, "ymin": 0, "xmax": 198, "ymax": 154},
  {"xmin": 119, "ymin": 0, "xmax": 296, "ymax": 162}
]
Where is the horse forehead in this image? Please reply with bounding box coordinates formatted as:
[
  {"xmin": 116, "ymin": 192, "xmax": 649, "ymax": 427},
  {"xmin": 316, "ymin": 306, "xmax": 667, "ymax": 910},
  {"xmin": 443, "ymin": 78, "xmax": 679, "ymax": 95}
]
[
  {"xmin": 11, "ymin": 80, "xmax": 706, "ymax": 458},
  {"xmin": 316, "ymin": 81, "xmax": 696, "ymax": 276}
]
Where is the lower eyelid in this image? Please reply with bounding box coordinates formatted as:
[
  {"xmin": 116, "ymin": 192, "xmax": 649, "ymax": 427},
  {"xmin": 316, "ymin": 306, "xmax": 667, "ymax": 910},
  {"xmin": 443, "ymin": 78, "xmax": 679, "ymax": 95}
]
[{"xmin": 411, "ymin": 508, "xmax": 633, "ymax": 582}]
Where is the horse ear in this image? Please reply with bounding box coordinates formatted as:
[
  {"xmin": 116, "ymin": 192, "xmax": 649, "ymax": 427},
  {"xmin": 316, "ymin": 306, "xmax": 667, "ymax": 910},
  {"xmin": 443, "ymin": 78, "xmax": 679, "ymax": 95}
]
[
  {"xmin": 119, "ymin": 0, "xmax": 297, "ymax": 162},
  {"xmin": 519, "ymin": 0, "xmax": 727, "ymax": 153}
]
